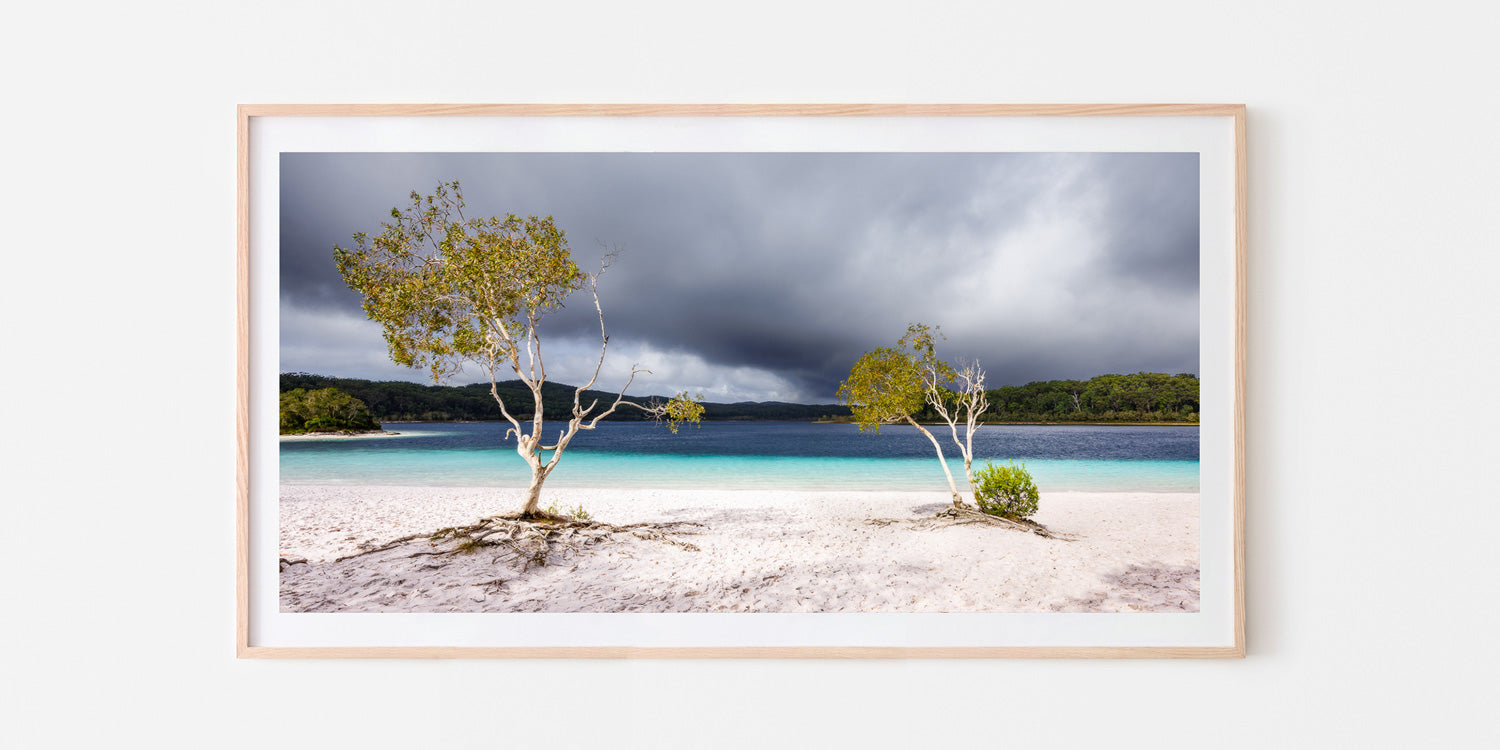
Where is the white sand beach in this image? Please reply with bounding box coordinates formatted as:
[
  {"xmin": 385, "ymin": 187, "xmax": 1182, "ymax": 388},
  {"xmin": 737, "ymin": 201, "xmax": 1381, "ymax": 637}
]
[
  {"xmin": 278, "ymin": 431, "xmax": 408, "ymax": 441},
  {"xmin": 279, "ymin": 486, "xmax": 1198, "ymax": 613}
]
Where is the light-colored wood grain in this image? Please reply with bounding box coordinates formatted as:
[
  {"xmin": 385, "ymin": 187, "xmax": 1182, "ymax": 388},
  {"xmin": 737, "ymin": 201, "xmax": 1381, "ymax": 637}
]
[
  {"xmin": 236, "ymin": 105, "xmax": 252, "ymax": 658},
  {"xmin": 236, "ymin": 102, "xmax": 1244, "ymax": 118},
  {"xmin": 239, "ymin": 646, "xmax": 1245, "ymax": 659},
  {"xmin": 1233, "ymin": 105, "xmax": 1248, "ymax": 658},
  {"xmin": 236, "ymin": 103, "xmax": 1247, "ymax": 659}
]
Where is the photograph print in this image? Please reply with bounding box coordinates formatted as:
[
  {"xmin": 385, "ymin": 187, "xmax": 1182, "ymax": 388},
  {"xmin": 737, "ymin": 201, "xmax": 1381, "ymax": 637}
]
[{"xmin": 276, "ymin": 150, "xmax": 1202, "ymax": 616}]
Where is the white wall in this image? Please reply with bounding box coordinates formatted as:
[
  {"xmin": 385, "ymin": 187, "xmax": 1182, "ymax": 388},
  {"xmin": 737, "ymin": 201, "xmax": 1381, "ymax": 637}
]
[{"xmin": 3, "ymin": 2, "xmax": 1497, "ymax": 747}]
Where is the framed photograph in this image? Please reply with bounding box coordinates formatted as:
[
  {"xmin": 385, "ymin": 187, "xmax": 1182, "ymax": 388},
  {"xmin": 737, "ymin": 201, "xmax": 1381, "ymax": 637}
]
[{"xmin": 238, "ymin": 104, "xmax": 1245, "ymax": 658}]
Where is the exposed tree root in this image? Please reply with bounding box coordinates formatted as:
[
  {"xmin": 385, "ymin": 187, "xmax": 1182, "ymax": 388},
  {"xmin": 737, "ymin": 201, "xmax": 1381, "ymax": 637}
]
[
  {"xmin": 334, "ymin": 533, "xmax": 429, "ymax": 562},
  {"xmin": 332, "ymin": 513, "xmax": 705, "ymax": 572},
  {"xmin": 868, "ymin": 503, "xmax": 1077, "ymax": 541}
]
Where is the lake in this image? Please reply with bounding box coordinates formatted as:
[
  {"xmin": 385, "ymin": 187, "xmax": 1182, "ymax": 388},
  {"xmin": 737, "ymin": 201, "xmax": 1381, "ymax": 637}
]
[{"xmin": 280, "ymin": 421, "xmax": 1199, "ymax": 492}]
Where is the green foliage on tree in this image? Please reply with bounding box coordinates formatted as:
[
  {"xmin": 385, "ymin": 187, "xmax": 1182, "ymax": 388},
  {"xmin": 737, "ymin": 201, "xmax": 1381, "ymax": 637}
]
[
  {"xmin": 279, "ymin": 387, "xmax": 381, "ymax": 434},
  {"xmin": 334, "ymin": 183, "xmax": 586, "ymax": 385},
  {"xmin": 838, "ymin": 324, "xmax": 983, "ymax": 504},
  {"xmin": 333, "ymin": 182, "xmax": 701, "ymax": 516},
  {"xmin": 836, "ymin": 347, "xmax": 924, "ymax": 432},
  {"xmin": 972, "ymin": 460, "xmax": 1041, "ymax": 520},
  {"xmin": 836, "ymin": 324, "xmax": 950, "ymax": 432}
]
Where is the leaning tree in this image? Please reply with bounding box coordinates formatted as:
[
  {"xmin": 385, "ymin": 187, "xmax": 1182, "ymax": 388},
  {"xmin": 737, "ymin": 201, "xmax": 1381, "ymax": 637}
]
[
  {"xmin": 335, "ymin": 182, "xmax": 701, "ymax": 518},
  {"xmin": 836, "ymin": 324, "xmax": 991, "ymax": 505}
]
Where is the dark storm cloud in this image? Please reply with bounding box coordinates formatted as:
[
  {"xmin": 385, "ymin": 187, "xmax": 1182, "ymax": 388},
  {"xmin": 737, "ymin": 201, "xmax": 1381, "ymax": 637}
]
[
  {"xmin": 1092, "ymin": 154, "xmax": 1201, "ymax": 290},
  {"xmin": 280, "ymin": 152, "xmax": 1199, "ymax": 401}
]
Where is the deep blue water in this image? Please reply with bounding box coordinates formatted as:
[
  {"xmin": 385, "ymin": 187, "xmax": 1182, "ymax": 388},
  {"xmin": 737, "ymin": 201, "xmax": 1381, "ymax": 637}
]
[{"xmin": 280, "ymin": 421, "xmax": 1198, "ymax": 492}]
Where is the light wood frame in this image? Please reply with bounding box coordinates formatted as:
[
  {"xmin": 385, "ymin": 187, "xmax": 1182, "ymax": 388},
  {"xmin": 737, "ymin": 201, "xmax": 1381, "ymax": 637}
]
[{"xmin": 238, "ymin": 103, "xmax": 1246, "ymax": 659}]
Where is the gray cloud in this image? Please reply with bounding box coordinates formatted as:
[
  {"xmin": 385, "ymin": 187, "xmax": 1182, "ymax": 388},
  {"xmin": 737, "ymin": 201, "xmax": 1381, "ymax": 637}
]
[{"xmin": 280, "ymin": 152, "xmax": 1198, "ymax": 401}]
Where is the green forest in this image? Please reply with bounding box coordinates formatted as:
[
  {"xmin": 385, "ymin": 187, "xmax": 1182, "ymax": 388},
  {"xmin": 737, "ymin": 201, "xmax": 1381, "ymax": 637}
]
[
  {"xmin": 280, "ymin": 372, "xmax": 1198, "ymax": 425},
  {"xmin": 279, "ymin": 373, "xmax": 849, "ymax": 423},
  {"xmin": 280, "ymin": 387, "xmax": 382, "ymax": 434},
  {"xmin": 979, "ymin": 372, "xmax": 1199, "ymax": 423}
]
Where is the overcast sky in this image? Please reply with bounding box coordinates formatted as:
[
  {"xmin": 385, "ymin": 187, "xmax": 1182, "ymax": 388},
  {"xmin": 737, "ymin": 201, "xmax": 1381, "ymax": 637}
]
[{"xmin": 281, "ymin": 152, "xmax": 1198, "ymax": 403}]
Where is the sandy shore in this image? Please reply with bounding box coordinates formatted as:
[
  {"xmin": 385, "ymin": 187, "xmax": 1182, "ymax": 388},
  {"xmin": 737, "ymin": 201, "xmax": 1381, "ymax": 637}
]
[
  {"xmin": 280, "ymin": 485, "xmax": 1198, "ymax": 613},
  {"xmin": 278, "ymin": 430, "xmax": 406, "ymax": 441}
]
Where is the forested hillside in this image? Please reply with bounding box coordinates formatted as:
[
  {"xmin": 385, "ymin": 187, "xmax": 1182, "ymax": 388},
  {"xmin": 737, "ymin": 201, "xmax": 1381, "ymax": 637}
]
[
  {"xmin": 978, "ymin": 372, "xmax": 1199, "ymax": 423},
  {"xmin": 280, "ymin": 371, "xmax": 1198, "ymax": 424},
  {"xmin": 279, "ymin": 373, "xmax": 851, "ymax": 422}
]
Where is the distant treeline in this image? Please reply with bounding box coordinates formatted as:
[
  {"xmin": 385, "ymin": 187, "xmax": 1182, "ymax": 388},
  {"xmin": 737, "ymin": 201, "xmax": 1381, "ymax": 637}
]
[
  {"xmin": 281, "ymin": 371, "xmax": 1199, "ymax": 425},
  {"xmin": 977, "ymin": 372, "xmax": 1200, "ymax": 423},
  {"xmin": 279, "ymin": 373, "xmax": 851, "ymax": 422},
  {"xmin": 836, "ymin": 371, "xmax": 1199, "ymax": 424}
]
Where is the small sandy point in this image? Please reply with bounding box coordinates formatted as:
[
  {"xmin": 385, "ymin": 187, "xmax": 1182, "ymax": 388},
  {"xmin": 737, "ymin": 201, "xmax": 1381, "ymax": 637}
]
[{"xmin": 278, "ymin": 431, "xmax": 409, "ymax": 441}]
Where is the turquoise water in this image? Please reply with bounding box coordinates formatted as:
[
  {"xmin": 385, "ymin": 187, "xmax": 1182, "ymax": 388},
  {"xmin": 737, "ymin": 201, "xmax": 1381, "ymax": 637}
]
[{"xmin": 280, "ymin": 421, "xmax": 1198, "ymax": 493}]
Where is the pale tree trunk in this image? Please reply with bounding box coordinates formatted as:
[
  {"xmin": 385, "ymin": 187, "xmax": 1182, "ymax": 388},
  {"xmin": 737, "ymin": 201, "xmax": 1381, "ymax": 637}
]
[
  {"xmin": 955, "ymin": 415, "xmax": 976, "ymax": 490},
  {"xmin": 519, "ymin": 415, "xmax": 582, "ymax": 517},
  {"xmin": 513, "ymin": 428, "xmax": 569, "ymax": 517},
  {"xmin": 930, "ymin": 361, "xmax": 989, "ymax": 503},
  {"xmin": 906, "ymin": 416, "xmax": 964, "ymax": 505},
  {"xmin": 491, "ymin": 267, "xmax": 678, "ymax": 518},
  {"xmin": 515, "ymin": 428, "xmax": 551, "ymax": 517},
  {"xmin": 521, "ymin": 464, "xmax": 547, "ymax": 515}
]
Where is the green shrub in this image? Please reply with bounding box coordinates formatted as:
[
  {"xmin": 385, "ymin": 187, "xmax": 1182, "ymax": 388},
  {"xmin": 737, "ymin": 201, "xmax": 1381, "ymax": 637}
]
[
  {"xmin": 543, "ymin": 502, "xmax": 592, "ymax": 521},
  {"xmin": 973, "ymin": 460, "xmax": 1040, "ymax": 520}
]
